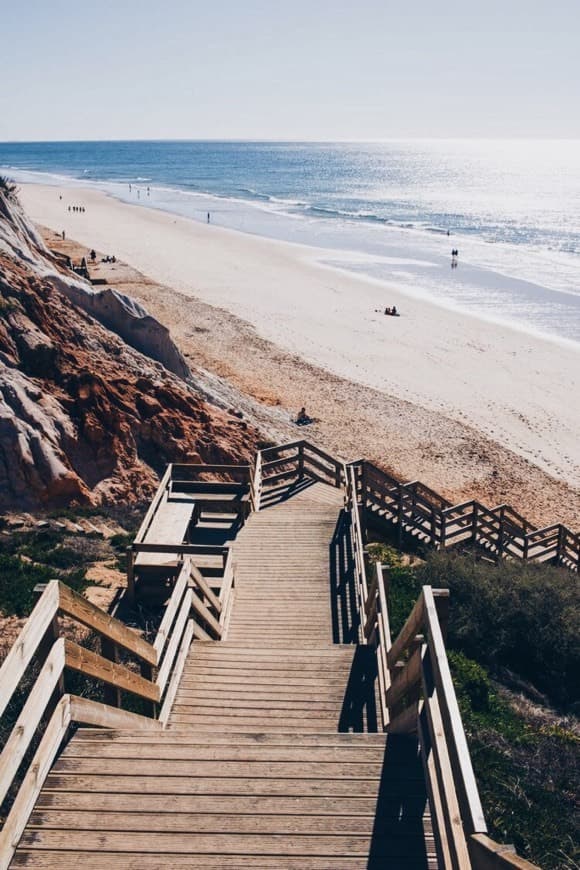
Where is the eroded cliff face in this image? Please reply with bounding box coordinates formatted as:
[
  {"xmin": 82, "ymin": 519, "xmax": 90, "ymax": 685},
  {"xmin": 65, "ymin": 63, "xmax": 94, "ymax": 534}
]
[{"xmin": 0, "ymin": 188, "xmax": 257, "ymax": 509}]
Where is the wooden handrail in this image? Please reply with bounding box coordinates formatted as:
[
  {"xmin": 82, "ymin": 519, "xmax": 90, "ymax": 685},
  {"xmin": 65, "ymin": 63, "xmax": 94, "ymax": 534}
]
[
  {"xmin": 358, "ymin": 457, "xmax": 578, "ymax": 571},
  {"xmin": 0, "ymin": 581, "xmax": 59, "ymax": 720},
  {"xmin": 58, "ymin": 582, "xmax": 157, "ymax": 666},
  {"xmin": 134, "ymin": 464, "xmax": 172, "ymax": 544},
  {"xmin": 0, "ymin": 540, "xmax": 236, "ymax": 867}
]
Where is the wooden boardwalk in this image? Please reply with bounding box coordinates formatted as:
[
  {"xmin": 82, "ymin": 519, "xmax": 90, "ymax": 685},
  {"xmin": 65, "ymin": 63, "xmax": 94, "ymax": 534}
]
[{"xmin": 11, "ymin": 481, "xmax": 436, "ymax": 868}]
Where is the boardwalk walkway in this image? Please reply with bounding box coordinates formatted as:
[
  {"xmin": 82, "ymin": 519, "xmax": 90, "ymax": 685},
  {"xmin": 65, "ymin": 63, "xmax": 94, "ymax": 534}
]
[{"xmin": 11, "ymin": 481, "xmax": 436, "ymax": 868}]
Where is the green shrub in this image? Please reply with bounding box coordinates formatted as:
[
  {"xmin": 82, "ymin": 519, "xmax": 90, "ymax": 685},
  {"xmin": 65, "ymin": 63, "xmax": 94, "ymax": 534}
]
[
  {"xmin": 448, "ymin": 652, "xmax": 579, "ymax": 868},
  {"xmin": 448, "ymin": 650, "xmax": 491, "ymax": 712},
  {"xmin": 366, "ymin": 543, "xmax": 423, "ymax": 637},
  {"xmin": 0, "ymin": 555, "xmax": 55, "ymax": 616},
  {"xmin": 416, "ymin": 551, "xmax": 579, "ymax": 710}
]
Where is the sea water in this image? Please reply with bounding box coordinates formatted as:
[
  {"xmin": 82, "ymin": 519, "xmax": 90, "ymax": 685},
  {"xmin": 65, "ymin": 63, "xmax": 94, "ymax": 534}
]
[{"xmin": 1, "ymin": 139, "xmax": 580, "ymax": 343}]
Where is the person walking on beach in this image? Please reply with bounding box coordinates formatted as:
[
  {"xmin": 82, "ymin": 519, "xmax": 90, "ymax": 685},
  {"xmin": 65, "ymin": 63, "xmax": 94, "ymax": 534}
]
[{"xmin": 207, "ymin": 212, "xmax": 211, "ymax": 224}]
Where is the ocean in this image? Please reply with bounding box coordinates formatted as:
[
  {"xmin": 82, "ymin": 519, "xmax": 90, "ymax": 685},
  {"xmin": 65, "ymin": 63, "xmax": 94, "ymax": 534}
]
[{"xmin": 2, "ymin": 139, "xmax": 580, "ymax": 343}]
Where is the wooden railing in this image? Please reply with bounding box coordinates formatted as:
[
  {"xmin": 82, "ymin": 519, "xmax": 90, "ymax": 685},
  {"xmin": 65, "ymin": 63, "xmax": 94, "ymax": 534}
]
[
  {"xmin": 349, "ymin": 459, "xmax": 579, "ymax": 572},
  {"xmin": 257, "ymin": 440, "xmax": 344, "ymax": 499},
  {"xmin": 0, "ymin": 552, "xmax": 233, "ymax": 869},
  {"xmin": 345, "ymin": 485, "xmax": 538, "ymax": 869},
  {"xmin": 251, "ymin": 450, "xmax": 262, "ymax": 512},
  {"xmin": 134, "ymin": 449, "xmax": 578, "ymax": 571}
]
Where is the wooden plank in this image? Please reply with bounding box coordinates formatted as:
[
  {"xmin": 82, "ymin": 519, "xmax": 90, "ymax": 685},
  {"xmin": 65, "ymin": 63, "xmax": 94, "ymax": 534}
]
[
  {"xmin": 170, "ymin": 481, "xmax": 248, "ymax": 494},
  {"xmin": 190, "ymin": 562, "xmax": 223, "ymax": 614},
  {"xmin": 261, "ymin": 455, "xmax": 299, "ymax": 472},
  {"xmin": 158, "ymin": 620, "xmax": 194, "ymax": 725},
  {"xmin": 0, "ymin": 694, "xmax": 71, "ymax": 870},
  {"xmin": 68, "ymin": 696, "xmax": 161, "ymax": 730},
  {"xmin": 63, "ymin": 640, "xmax": 160, "ymax": 703},
  {"xmin": 156, "ymin": 587, "xmax": 193, "ymax": 696},
  {"xmin": 133, "ymin": 465, "xmax": 172, "ymax": 544},
  {"xmin": 387, "ymin": 646, "xmax": 421, "ymax": 709},
  {"xmin": 421, "ymin": 681, "xmax": 471, "ymax": 870},
  {"xmin": 26, "ymin": 810, "xmax": 380, "ymax": 835},
  {"xmin": 0, "ymin": 638, "xmax": 65, "ymax": 806},
  {"xmin": 190, "ymin": 589, "xmax": 223, "ymax": 638},
  {"xmin": 423, "ymin": 586, "xmax": 487, "ymax": 835},
  {"xmin": 10, "ymin": 853, "xmax": 392, "ymax": 869},
  {"xmin": 0, "ymin": 580, "xmax": 59, "ymax": 720},
  {"xmin": 58, "ymin": 583, "xmax": 157, "ymax": 666},
  {"xmin": 219, "ymin": 550, "xmax": 235, "ymax": 609},
  {"xmin": 42, "ymin": 773, "xmax": 384, "ymax": 797},
  {"xmin": 191, "ymin": 621, "xmax": 212, "ymax": 641},
  {"xmin": 302, "ymin": 440, "xmax": 342, "ymax": 467},
  {"xmin": 63, "ymin": 743, "xmax": 388, "ymax": 762},
  {"xmin": 259, "ymin": 439, "xmax": 304, "ymax": 458},
  {"xmin": 15, "ymin": 829, "xmax": 404, "ymax": 857},
  {"xmin": 33, "ymin": 791, "xmax": 384, "ymax": 815},
  {"xmin": 261, "ymin": 468, "xmax": 299, "ymax": 487},
  {"xmin": 387, "ymin": 594, "xmax": 425, "ymax": 669},
  {"xmin": 419, "ymin": 704, "xmax": 453, "ymax": 870},
  {"xmin": 469, "ymin": 834, "xmax": 539, "ymax": 869},
  {"xmin": 152, "ymin": 562, "xmax": 190, "ymax": 659}
]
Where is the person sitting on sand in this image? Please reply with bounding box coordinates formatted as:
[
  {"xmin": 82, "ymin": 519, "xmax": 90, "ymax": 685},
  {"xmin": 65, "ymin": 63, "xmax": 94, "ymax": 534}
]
[
  {"xmin": 392, "ymin": 305, "xmax": 397, "ymax": 316},
  {"xmin": 296, "ymin": 407, "xmax": 313, "ymax": 426},
  {"xmin": 384, "ymin": 306, "xmax": 392, "ymax": 315}
]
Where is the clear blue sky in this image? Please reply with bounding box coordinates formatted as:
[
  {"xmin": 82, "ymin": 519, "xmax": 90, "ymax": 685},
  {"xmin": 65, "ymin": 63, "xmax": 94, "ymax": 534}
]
[{"xmin": 2, "ymin": 0, "xmax": 579, "ymax": 141}]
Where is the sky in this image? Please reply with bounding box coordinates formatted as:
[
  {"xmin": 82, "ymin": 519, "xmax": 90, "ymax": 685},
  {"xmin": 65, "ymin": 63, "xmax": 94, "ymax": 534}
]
[{"xmin": 2, "ymin": 0, "xmax": 579, "ymax": 141}]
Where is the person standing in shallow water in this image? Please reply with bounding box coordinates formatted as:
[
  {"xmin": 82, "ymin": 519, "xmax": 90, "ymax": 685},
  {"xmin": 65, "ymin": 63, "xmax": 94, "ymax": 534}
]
[{"xmin": 207, "ymin": 212, "xmax": 210, "ymax": 224}]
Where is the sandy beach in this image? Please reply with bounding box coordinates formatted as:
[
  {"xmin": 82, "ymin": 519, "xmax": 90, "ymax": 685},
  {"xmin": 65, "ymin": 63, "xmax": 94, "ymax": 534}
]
[{"xmin": 18, "ymin": 182, "xmax": 580, "ymax": 526}]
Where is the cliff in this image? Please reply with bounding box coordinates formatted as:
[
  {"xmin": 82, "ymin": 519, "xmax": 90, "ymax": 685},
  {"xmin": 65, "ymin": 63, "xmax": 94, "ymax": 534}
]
[{"xmin": 0, "ymin": 183, "xmax": 257, "ymax": 509}]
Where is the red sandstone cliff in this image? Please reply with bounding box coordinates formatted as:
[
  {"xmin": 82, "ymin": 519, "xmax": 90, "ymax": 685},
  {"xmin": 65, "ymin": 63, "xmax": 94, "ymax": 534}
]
[{"xmin": 0, "ymin": 184, "xmax": 257, "ymax": 509}]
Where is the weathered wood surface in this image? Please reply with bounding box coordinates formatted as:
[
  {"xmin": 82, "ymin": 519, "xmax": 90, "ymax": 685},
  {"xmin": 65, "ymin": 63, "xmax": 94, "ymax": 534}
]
[
  {"xmin": 12, "ymin": 480, "xmax": 437, "ymax": 869},
  {"xmin": 134, "ymin": 488, "xmax": 195, "ymax": 568}
]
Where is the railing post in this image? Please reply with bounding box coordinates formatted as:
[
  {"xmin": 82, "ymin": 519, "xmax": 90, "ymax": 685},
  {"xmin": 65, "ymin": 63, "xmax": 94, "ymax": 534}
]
[
  {"xmin": 360, "ymin": 463, "xmax": 367, "ymax": 543},
  {"xmin": 556, "ymin": 525, "xmax": 568, "ymax": 567},
  {"xmin": 440, "ymin": 512, "xmax": 447, "ymax": 550},
  {"xmin": 397, "ymin": 484, "xmax": 405, "ymax": 547},
  {"xmin": 472, "ymin": 502, "xmax": 478, "ymax": 546},
  {"xmin": 298, "ymin": 442, "xmax": 305, "ymax": 480},
  {"xmin": 497, "ymin": 506, "xmax": 505, "ymax": 562},
  {"xmin": 126, "ymin": 547, "xmax": 135, "ymax": 604},
  {"xmin": 433, "ymin": 589, "xmax": 450, "ymax": 644},
  {"xmin": 334, "ymin": 458, "xmax": 341, "ymax": 489},
  {"xmin": 431, "ymin": 506, "xmax": 438, "ymax": 547},
  {"xmin": 36, "ymin": 613, "xmax": 65, "ymax": 704}
]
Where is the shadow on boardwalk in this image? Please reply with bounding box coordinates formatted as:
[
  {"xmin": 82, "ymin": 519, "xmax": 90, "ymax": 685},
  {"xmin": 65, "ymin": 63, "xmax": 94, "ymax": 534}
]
[
  {"xmin": 338, "ymin": 645, "xmax": 378, "ymax": 732},
  {"xmin": 330, "ymin": 510, "xmax": 360, "ymax": 644},
  {"xmin": 368, "ymin": 736, "xmax": 431, "ymax": 869}
]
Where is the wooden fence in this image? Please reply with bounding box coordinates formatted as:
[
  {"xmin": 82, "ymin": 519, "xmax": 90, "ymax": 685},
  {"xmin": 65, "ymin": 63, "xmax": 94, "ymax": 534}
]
[
  {"xmin": 350, "ymin": 457, "xmax": 579, "ymax": 571},
  {"xmin": 258, "ymin": 440, "xmax": 344, "ymax": 494}
]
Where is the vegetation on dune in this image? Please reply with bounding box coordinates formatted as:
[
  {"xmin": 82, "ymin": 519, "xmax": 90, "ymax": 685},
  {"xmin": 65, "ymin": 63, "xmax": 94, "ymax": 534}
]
[{"xmin": 367, "ymin": 543, "xmax": 580, "ymax": 869}]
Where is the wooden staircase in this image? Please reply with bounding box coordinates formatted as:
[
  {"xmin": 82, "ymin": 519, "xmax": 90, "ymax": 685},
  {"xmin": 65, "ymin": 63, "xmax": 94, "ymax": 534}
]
[
  {"xmin": 10, "ymin": 480, "xmax": 436, "ymax": 868},
  {"xmin": 1, "ymin": 444, "xmax": 539, "ymax": 869}
]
